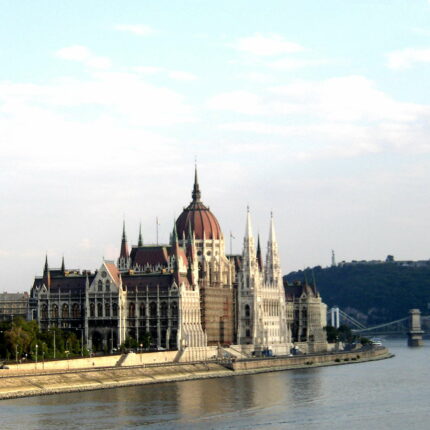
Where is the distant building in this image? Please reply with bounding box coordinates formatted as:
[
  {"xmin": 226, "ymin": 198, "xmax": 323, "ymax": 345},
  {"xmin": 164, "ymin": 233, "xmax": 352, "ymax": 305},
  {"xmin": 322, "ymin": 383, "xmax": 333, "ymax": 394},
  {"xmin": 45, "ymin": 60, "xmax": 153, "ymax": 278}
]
[
  {"xmin": 0, "ymin": 292, "xmax": 29, "ymax": 321},
  {"xmin": 337, "ymin": 255, "xmax": 430, "ymax": 268}
]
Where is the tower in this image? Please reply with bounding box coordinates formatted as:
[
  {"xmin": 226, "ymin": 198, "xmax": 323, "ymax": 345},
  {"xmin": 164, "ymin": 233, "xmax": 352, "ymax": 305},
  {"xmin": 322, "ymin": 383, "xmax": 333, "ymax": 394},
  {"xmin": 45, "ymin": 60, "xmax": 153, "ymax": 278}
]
[
  {"xmin": 331, "ymin": 250, "xmax": 336, "ymax": 267},
  {"xmin": 238, "ymin": 210, "xmax": 291, "ymax": 354}
]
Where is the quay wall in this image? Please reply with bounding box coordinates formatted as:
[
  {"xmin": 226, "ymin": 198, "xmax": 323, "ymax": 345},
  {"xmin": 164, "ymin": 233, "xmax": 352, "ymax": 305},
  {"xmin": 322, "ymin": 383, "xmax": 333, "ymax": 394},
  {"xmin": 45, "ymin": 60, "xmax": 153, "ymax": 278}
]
[
  {"xmin": 0, "ymin": 347, "xmax": 392, "ymax": 400},
  {"xmin": 4, "ymin": 351, "xmax": 178, "ymax": 372},
  {"xmin": 230, "ymin": 347, "xmax": 388, "ymax": 371}
]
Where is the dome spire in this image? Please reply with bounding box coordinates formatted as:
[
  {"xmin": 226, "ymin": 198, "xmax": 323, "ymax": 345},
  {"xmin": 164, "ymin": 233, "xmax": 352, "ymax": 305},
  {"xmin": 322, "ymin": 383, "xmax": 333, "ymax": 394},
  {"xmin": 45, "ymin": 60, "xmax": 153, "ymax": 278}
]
[{"xmin": 192, "ymin": 163, "xmax": 201, "ymax": 202}]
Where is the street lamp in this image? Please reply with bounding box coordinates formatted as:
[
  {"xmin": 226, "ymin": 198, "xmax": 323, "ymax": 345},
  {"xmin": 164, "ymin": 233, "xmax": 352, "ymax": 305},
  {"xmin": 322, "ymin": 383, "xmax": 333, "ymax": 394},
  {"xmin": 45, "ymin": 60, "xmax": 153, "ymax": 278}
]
[
  {"xmin": 35, "ymin": 344, "xmax": 38, "ymax": 364},
  {"xmin": 140, "ymin": 344, "xmax": 143, "ymax": 363}
]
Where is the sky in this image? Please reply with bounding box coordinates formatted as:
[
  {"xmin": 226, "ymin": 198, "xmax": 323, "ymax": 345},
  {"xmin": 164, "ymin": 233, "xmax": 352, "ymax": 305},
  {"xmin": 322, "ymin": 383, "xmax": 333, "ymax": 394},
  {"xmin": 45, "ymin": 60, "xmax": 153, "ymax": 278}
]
[{"xmin": 1, "ymin": 0, "xmax": 430, "ymax": 291}]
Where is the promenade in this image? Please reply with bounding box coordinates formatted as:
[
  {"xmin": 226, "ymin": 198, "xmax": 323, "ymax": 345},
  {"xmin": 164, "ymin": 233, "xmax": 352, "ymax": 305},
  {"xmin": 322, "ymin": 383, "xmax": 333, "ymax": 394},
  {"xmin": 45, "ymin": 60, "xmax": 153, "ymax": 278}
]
[{"xmin": 0, "ymin": 347, "xmax": 392, "ymax": 400}]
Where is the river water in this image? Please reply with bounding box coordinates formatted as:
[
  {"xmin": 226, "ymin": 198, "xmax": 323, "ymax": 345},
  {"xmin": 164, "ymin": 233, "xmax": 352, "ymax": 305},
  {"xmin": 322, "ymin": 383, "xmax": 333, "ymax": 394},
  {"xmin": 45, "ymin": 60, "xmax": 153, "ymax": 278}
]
[{"xmin": 0, "ymin": 339, "xmax": 429, "ymax": 429}]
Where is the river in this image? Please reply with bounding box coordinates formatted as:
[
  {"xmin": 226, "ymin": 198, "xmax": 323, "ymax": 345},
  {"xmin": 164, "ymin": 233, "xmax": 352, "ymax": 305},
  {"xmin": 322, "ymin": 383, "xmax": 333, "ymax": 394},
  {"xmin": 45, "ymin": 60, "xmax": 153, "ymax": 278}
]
[{"xmin": 0, "ymin": 339, "xmax": 429, "ymax": 429}]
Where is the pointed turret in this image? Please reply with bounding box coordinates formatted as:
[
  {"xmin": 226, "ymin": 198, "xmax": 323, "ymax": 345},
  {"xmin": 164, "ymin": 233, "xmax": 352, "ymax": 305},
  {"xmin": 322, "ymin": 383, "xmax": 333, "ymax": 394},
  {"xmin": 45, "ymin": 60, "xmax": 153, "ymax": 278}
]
[
  {"xmin": 192, "ymin": 164, "xmax": 201, "ymax": 202},
  {"xmin": 265, "ymin": 212, "xmax": 282, "ymax": 287},
  {"xmin": 61, "ymin": 255, "xmax": 65, "ymax": 273},
  {"xmin": 118, "ymin": 220, "xmax": 130, "ymax": 271},
  {"xmin": 138, "ymin": 223, "xmax": 143, "ymax": 247},
  {"xmin": 43, "ymin": 254, "xmax": 49, "ymax": 275},
  {"xmin": 43, "ymin": 254, "xmax": 51, "ymax": 288},
  {"xmin": 241, "ymin": 207, "xmax": 258, "ymax": 290}
]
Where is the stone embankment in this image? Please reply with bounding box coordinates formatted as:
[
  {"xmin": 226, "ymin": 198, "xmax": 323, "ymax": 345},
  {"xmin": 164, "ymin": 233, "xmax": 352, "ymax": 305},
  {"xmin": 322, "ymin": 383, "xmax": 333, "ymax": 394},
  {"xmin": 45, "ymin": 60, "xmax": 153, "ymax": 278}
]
[{"xmin": 0, "ymin": 347, "xmax": 392, "ymax": 400}]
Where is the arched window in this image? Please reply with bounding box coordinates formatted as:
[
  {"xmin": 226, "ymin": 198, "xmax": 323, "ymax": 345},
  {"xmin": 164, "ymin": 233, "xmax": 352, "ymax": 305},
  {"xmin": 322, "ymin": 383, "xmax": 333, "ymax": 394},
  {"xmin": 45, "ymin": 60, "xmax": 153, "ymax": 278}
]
[
  {"xmin": 171, "ymin": 302, "xmax": 178, "ymax": 318},
  {"xmin": 51, "ymin": 304, "xmax": 58, "ymax": 318},
  {"xmin": 140, "ymin": 302, "xmax": 146, "ymax": 317},
  {"xmin": 72, "ymin": 303, "xmax": 80, "ymax": 318},
  {"xmin": 245, "ymin": 304, "xmax": 250, "ymax": 318},
  {"xmin": 97, "ymin": 302, "xmax": 103, "ymax": 317},
  {"xmin": 105, "ymin": 301, "xmax": 111, "ymax": 317},
  {"xmin": 246, "ymin": 329, "xmax": 251, "ymax": 338},
  {"xmin": 41, "ymin": 304, "xmax": 48, "ymax": 319},
  {"xmin": 62, "ymin": 304, "xmax": 69, "ymax": 319},
  {"xmin": 112, "ymin": 303, "xmax": 118, "ymax": 317},
  {"xmin": 90, "ymin": 302, "xmax": 95, "ymax": 317},
  {"xmin": 98, "ymin": 280, "xmax": 103, "ymax": 292},
  {"xmin": 161, "ymin": 302, "xmax": 168, "ymax": 318},
  {"xmin": 150, "ymin": 302, "xmax": 157, "ymax": 318},
  {"xmin": 129, "ymin": 302, "xmax": 135, "ymax": 318},
  {"xmin": 105, "ymin": 279, "xmax": 110, "ymax": 291}
]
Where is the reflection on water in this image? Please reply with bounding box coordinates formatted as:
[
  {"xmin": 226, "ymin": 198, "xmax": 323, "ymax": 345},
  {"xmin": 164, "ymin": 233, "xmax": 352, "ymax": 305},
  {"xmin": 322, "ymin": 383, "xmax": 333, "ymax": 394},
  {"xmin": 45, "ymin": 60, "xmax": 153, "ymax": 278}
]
[{"xmin": 1, "ymin": 340, "xmax": 429, "ymax": 430}]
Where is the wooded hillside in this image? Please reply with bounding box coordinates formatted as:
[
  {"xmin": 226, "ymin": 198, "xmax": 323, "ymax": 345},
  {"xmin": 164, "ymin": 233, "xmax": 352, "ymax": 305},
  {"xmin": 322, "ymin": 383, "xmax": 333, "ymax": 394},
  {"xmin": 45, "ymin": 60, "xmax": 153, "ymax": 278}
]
[{"xmin": 285, "ymin": 263, "xmax": 430, "ymax": 325}]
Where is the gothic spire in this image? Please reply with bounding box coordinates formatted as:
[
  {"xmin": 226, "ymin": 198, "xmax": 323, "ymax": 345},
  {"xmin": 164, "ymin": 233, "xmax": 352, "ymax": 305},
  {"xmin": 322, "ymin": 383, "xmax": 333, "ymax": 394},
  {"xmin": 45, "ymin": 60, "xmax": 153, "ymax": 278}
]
[
  {"xmin": 43, "ymin": 254, "xmax": 51, "ymax": 288},
  {"xmin": 265, "ymin": 213, "xmax": 282, "ymax": 286},
  {"xmin": 256, "ymin": 234, "xmax": 263, "ymax": 271},
  {"xmin": 138, "ymin": 223, "xmax": 143, "ymax": 247},
  {"xmin": 44, "ymin": 254, "xmax": 49, "ymax": 275},
  {"xmin": 119, "ymin": 220, "xmax": 130, "ymax": 268},
  {"xmin": 122, "ymin": 219, "xmax": 127, "ymax": 241},
  {"xmin": 61, "ymin": 255, "xmax": 65, "ymax": 272},
  {"xmin": 192, "ymin": 164, "xmax": 201, "ymax": 202},
  {"xmin": 269, "ymin": 211, "xmax": 276, "ymax": 243},
  {"xmin": 245, "ymin": 205, "xmax": 253, "ymax": 239}
]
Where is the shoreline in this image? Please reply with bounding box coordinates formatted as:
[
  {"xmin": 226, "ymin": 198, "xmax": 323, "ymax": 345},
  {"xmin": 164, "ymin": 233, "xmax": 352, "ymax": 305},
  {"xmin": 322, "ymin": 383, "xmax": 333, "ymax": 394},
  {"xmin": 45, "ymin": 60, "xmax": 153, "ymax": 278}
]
[{"xmin": 0, "ymin": 347, "xmax": 393, "ymax": 401}]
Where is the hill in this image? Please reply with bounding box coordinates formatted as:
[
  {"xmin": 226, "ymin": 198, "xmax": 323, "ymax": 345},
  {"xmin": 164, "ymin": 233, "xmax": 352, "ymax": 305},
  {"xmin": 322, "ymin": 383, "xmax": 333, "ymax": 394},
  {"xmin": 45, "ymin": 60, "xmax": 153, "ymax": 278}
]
[{"xmin": 284, "ymin": 263, "xmax": 430, "ymax": 325}]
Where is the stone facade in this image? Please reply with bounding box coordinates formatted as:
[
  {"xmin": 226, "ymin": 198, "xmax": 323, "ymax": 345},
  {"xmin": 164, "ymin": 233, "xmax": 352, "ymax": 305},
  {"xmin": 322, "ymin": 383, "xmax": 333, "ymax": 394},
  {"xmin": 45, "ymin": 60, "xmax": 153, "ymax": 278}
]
[{"xmin": 29, "ymin": 168, "xmax": 328, "ymax": 354}]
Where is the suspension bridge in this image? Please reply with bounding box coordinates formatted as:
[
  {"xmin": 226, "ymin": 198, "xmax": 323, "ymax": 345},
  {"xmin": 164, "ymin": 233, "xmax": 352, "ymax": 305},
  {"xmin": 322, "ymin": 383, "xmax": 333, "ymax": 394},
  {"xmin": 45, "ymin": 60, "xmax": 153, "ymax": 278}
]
[{"xmin": 328, "ymin": 307, "xmax": 430, "ymax": 336}]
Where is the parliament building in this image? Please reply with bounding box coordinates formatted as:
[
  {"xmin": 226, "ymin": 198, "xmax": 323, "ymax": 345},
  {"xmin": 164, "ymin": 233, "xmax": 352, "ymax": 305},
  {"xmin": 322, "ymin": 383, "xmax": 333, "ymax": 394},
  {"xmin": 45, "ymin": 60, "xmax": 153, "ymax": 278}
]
[{"xmin": 29, "ymin": 169, "xmax": 328, "ymax": 356}]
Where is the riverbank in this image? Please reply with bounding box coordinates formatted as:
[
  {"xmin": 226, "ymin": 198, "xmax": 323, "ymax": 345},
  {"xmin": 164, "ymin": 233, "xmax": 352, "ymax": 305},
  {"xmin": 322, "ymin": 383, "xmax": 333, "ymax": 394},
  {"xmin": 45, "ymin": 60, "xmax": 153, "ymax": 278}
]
[{"xmin": 0, "ymin": 347, "xmax": 392, "ymax": 400}]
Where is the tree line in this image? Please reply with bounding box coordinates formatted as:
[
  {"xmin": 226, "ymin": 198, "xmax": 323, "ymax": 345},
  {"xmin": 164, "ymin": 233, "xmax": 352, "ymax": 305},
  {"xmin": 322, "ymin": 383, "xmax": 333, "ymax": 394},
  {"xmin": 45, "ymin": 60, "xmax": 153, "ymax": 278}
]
[{"xmin": 0, "ymin": 317, "xmax": 86, "ymax": 362}]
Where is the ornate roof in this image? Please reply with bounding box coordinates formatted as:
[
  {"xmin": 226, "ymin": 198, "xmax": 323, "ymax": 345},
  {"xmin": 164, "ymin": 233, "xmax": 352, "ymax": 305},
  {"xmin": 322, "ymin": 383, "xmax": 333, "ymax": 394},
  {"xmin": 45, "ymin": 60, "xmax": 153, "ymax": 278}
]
[{"xmin": 176, "ymin": 167, "xmax": 222, "ymax": 240}]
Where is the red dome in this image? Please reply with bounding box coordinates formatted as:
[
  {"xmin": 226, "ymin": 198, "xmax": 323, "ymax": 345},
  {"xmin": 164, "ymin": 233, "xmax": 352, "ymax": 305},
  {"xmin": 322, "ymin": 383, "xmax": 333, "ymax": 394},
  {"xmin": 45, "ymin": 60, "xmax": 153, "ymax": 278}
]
[
  {"xmin": 176, "ymin": 168, "xmax": 223, "ymax": 240},
  {"xmin": 176, "ymin": 201, "xmax": 222, "ymax": 240}
]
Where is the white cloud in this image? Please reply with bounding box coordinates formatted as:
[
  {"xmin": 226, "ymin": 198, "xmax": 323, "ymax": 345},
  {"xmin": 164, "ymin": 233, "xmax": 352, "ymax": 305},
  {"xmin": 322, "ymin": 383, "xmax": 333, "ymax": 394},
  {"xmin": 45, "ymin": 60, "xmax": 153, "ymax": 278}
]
[
  {"xmin": 212, "ymin": 75, "xmax": 430, "ymax": 159},
  {"xmin": 114, "ymin": 24, "xmax": 153, "ymax": 36},
  {"xmin": 209, "ymin": 76, "xmax": 429, "ymax": 123},
  {"xmin": 168, "ymin": 70, "xmax": 198, "ymax": 81},
  {"xmin": 231, "ymin": 33, "xmax": 304, "ymax": 56},
  {"xmin": 55, "ymin": 45, "xmax": 112, "ymax": 69},
  {"xmin": 56, "ymin": 45, "xmax": 91, "ymax": 61},
  {"xmin": 0, "ymin": 68, "xmax": 196, "ymax": 173},
  {"xmin": 387, "ymin": 47, "xmax": 430, "ymax": 69}
]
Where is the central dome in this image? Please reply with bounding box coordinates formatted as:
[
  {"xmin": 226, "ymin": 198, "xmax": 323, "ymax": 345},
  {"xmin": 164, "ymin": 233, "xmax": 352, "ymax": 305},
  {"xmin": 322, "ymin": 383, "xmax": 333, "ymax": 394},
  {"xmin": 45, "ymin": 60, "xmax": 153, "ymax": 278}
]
[{"xmin": 176, "ymin": 169, "xmax": 222, "ymax": 240}]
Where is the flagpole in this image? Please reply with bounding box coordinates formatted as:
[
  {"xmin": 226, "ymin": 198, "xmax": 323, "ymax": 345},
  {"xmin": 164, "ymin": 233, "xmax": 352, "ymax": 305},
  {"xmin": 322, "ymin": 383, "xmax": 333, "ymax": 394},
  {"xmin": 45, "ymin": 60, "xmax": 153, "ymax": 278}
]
[{"xmin": 156, "ymin": 216, "xmax": 159, "ymax": 245}]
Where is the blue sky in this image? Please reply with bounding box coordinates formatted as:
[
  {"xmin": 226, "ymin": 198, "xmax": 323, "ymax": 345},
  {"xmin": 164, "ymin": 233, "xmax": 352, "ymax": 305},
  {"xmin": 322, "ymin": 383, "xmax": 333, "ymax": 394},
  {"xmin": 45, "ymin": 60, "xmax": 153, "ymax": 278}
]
[{"xmin": 1, "ymin": 1, "xmax": 430, "ymax": 290}]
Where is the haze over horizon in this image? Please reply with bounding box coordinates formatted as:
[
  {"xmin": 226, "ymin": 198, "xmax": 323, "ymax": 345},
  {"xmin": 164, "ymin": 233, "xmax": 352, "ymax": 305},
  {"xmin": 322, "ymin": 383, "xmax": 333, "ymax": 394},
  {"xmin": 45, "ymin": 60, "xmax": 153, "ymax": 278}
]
[{"xmin": 1, "ymin": 1, "xmax": 430, "ymax": 291}]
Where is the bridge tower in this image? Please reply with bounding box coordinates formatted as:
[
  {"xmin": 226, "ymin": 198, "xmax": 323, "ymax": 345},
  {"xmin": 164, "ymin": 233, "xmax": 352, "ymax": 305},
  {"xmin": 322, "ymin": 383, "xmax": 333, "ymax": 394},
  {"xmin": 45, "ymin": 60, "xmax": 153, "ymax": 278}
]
[
  {"xmin": 330, "ymin": 306, "xmax": 340, "ymax": 328},
  {"xmin": 407, "ymin": 309, "xmax": 424, "ymax": 347}
]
